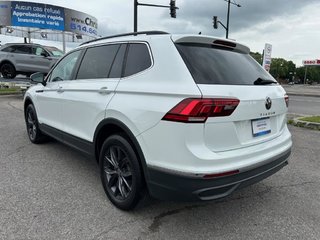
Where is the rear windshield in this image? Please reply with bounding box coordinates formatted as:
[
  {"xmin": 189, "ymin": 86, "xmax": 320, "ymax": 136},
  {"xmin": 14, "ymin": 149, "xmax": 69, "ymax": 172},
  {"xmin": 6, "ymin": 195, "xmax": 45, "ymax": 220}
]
[{"xmin": 176, "ymin": 43, "xmax": 276, "ymax": 85}]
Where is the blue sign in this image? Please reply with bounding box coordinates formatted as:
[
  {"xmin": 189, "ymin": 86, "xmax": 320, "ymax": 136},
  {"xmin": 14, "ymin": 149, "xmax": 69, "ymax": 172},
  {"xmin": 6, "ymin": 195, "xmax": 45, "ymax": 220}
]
[{"xmin": 11, "ymin": 1, "xmax": 64, "ymax": 30}]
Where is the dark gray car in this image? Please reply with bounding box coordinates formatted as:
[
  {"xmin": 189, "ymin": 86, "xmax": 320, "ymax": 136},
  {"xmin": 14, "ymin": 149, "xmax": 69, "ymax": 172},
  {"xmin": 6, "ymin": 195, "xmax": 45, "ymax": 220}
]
[{"xmin": 0, "ymin": 43, "xmax": 63, "ymax": 79}]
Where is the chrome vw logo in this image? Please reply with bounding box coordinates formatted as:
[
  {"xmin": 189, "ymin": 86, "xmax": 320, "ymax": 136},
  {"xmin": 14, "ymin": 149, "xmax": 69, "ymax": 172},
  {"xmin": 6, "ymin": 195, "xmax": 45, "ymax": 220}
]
[{"xmin": 265, "ymin": 97, "xmax": 272, "ymax": 110}]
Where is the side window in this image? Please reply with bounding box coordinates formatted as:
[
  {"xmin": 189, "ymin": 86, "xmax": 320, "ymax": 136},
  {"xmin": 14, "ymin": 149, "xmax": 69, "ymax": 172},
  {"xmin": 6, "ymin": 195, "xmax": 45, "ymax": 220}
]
[
  {"xmin": 49, "ymin": 50, "xmax": 81, "ymax": 82},
  {"xmin": 1, "ymin": 46, "xmax": 16, "ymax": 52},
  {"xmin": 76, "ymin": 44, "xmax": 120, "ymax": 79},
  {"xmin": 109, "ymin": 44, "xmax": 127, "ymax": 78},
  {"xmin": 123, "ymin": 43, "xmax": 152, "ymax": 77},
  {"xmin": 13, "ymin": 45, "xmax": 31, "ymax": 54},
  {"xmin": 33, "ymin": 47, "xmax": 48, "ymax": 56}
]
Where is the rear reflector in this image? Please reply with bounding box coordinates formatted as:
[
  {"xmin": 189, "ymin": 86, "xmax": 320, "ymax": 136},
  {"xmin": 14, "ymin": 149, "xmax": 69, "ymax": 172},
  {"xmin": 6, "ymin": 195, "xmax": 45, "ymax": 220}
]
[
  {"xmin": 203, "ymin": 170, "xmax": 240, "ymax": 179},
  {"xmin": 284, "ymin": 95, "xmax": 289, "ymax": 107},
  {"xmin": 162, "ymin": 98, "xmax": 240, "ymax": 123}
]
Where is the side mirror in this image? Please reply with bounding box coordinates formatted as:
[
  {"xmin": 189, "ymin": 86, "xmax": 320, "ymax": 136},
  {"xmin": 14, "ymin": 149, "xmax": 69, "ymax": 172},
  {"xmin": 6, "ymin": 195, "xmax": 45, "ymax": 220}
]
[{"xmin": 30, "ymin": 72, "xmax": 46, "ymax": 86}]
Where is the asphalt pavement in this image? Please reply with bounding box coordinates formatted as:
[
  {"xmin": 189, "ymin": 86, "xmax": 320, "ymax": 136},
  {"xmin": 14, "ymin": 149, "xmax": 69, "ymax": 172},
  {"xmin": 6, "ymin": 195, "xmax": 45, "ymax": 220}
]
[
  {"xmin": 0, "ymin": 95, "xmax": 320, "ymax": 240},
  {"xmin": 288, "ymin": 95, "xmax": 320, "ymax": 116}
]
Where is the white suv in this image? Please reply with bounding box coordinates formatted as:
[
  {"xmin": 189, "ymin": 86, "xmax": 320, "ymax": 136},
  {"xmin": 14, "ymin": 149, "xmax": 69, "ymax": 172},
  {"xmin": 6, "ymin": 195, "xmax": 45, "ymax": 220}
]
[{"xmin": 24, "ymin": 31, "xmax": 292, "ymax": 210}]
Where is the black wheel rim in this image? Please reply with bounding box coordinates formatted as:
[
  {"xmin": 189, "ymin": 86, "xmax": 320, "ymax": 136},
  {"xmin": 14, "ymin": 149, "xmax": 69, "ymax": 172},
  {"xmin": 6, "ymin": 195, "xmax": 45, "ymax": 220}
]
[
  {"xmin": 103, "ymin": 145, "xmax": 133, "ymax": 201},
  {"xmin": 2, "ymin": 65, "xmax": 13, "ymax": 78},
  {"xmin": 26, "ymin": 109, "xmax": 37, "ymax": 141}
]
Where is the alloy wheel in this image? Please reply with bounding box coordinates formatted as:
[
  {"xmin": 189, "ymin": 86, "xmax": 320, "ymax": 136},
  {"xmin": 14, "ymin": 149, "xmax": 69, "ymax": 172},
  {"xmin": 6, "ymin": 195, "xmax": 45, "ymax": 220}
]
[{"xmin": 103, "ymin": 145, "xmax": 133, "ymax": 200}]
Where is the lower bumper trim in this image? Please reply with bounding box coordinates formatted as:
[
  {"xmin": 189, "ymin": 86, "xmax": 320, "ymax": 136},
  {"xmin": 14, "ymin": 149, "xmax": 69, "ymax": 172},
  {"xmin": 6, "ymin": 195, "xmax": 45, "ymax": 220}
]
[{"xmin": 146, "ymin": 149, "xmax": 291, "ymax": 201}]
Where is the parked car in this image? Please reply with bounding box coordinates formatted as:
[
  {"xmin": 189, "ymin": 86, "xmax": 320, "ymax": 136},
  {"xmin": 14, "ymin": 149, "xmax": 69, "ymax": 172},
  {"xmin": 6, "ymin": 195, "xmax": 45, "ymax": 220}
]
[
  {"xmin": 23, "ymin": 31, "xmax": 292, "ymax": 210},
  {"xmin": 0, "ymin": 43, "xmax": 63, "ymax": 79}
]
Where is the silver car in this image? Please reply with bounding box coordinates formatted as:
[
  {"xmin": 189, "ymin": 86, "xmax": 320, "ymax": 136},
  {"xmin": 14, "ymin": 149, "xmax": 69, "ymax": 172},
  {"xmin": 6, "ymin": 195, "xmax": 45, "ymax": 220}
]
[{"xmin": 0, "ymin": 43, "xmax": 63, "ymax": 79}]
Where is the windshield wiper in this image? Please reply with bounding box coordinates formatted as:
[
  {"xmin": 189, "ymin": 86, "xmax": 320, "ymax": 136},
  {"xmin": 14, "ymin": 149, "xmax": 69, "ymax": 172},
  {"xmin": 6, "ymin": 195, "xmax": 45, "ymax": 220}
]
[{"xmin": 254, "ymin": 78, "xmax": 277, "ymax": 85}]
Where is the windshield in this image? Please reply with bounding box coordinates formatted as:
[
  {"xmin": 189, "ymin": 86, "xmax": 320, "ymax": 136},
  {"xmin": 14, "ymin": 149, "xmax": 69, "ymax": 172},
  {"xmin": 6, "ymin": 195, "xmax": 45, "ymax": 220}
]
[
  {"xmin": 176, "ymin": 43, "xmax": 277, "ymax": 85},
  {"xmin": 44, "ymin": 46, "xmax": 64, "ymax": 57}
]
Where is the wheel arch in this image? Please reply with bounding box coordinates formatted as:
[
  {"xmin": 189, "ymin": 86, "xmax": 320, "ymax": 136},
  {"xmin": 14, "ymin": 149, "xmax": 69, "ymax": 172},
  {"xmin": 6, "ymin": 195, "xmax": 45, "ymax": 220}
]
[
  {"xmin": 93, "ymin": 118, "xmax": 150, "ymax": 183},
  {"xmin": 24, "ymin": 96, "xmax": 34, "ymax": 117},
  {"xmin": 0, "ymin": 60, "xmax": 16, "ymax": 70}
]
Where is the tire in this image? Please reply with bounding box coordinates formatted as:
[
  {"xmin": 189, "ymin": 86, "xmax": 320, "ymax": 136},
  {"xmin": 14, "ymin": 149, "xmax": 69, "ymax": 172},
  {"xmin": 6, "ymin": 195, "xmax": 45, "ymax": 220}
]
[
  {"xmin": 25, "ymin": 104, "xmax": 47, "ymax": 144},
  {"xmin": 1, "ymin": 63, "xmax": 16, "ymax": 79},
  {"xmin": 99, "ymin": 134, "xmax": 145, "ymax": 210}
]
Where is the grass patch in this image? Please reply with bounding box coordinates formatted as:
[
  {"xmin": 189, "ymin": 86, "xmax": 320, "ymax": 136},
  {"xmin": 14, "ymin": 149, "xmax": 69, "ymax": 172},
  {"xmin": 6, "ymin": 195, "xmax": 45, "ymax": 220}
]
[
  {"xmin": 299, "ymin": 116, "xmax": 320, "ymax": 123},
  {"xmin": 0, "ymin": 87, "xmax": 21, "ymax": 94}
]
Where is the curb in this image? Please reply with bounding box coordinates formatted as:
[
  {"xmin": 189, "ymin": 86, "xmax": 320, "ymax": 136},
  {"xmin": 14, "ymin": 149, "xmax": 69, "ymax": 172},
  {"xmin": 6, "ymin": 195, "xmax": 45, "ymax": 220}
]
[{"xmin": 292, "ymin": 117, "xmax": 320, "ymax": 131}]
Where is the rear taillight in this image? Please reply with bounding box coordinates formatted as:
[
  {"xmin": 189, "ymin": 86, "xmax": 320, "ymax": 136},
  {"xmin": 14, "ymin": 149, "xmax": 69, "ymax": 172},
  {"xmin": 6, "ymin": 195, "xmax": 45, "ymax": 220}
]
[
  {"xmin": 162, "ymin": 98, "xmax": 240, "ymax": 123},
  {"xmin": 284, "ymin": 95, "xmax": 289, "ymax": 107}
]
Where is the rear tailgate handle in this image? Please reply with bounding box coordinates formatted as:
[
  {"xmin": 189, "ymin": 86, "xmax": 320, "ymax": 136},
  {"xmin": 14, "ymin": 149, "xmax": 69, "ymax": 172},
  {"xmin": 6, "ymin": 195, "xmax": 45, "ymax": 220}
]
[{"xmin": 98, "ymin": 87, "xmax": 111, "ymax": 94}]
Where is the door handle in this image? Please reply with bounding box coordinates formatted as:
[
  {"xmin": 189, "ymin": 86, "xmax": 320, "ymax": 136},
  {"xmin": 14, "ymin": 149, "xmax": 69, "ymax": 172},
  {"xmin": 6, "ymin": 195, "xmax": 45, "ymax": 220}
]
[
  {"xmin": 98, "ymin": 87, "xmax": 110, "ymax": 94},
  {"xmin": 57, "ymin": 86, "xmax": 64, "ymax": 93}
]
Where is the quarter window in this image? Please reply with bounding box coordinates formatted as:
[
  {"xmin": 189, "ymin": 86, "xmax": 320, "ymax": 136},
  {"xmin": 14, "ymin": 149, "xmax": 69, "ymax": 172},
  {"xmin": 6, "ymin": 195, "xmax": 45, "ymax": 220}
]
[
  {"xmin": 49, "ymin": 50, "xmax": 81, "ymax": 82},
  {"xmin": 76, "ymin": 44, "xmax": 120, "ymax": 79},
  {"xmin": 1, "ymin": 46, "xmax": 16, "ymax": 52},
  {"xmin": 123, "ymin": 43, "xmax": 151, "ymax": 77}
]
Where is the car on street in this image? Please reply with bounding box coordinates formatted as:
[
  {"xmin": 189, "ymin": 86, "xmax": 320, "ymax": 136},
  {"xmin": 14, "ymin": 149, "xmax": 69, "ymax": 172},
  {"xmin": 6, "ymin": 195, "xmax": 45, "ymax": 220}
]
[
  {"xmin": 0, "ymin": 43, "xmax": 63, "ymax": 79},
  {"xmin": 23, "ymin": 31, "xmax": 292, "ymax": 210}
]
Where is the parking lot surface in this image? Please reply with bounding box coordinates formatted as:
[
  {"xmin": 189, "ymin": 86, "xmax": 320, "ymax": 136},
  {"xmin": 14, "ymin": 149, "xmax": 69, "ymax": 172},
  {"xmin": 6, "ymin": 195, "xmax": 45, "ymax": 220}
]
[{"xmin": 1, "ymin": 95, "xmax": 320, "ymax": 240}]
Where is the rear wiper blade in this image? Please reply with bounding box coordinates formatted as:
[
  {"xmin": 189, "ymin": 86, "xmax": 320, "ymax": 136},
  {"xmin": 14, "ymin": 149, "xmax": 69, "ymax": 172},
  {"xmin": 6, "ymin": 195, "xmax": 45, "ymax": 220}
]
[{"xmin": 254, "ymin": 78, "xmax": 277, "ymax": 85}]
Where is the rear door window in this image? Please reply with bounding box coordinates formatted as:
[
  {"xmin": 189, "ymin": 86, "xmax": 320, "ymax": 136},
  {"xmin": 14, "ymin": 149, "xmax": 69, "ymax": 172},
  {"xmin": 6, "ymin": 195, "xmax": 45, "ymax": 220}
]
[
  {"xmin": 76, "ymin": 44, "xmax": 120, "ymax": 79},
  {"xmin": 176, "ymin": 43, "xmax": 275, "ymax": 85},
  {"xmin": 123, "ymin": 43, "xmax": 152, "ymax": 77},
  {"xmin": 13, "ymin": 45, "xmax": 32, "ymax": 54}
]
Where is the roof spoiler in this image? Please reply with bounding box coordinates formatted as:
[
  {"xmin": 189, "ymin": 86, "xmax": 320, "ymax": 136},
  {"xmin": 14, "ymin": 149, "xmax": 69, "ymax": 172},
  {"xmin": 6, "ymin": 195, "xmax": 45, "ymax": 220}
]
[{"xmin": 173, "ymin": 36, "xmax": 250, "ymax": 54}]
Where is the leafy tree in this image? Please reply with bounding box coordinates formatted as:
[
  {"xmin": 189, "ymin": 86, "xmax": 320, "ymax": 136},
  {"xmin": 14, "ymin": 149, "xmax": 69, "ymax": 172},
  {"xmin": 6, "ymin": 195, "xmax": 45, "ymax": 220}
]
[
  {"xmin": 250, "ymin": 51, "xmax": 320, "ymax": 83},
  {"xmin": 250, "ymin": 52, "xmax": 263, "ymax": 65}
]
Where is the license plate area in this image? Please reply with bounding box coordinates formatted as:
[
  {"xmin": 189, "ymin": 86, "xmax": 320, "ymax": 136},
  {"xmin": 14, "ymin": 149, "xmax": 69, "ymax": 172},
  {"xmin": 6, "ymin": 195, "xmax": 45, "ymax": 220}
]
[{"xmin": 251, "ymin": 117, "xmax": 271, "ymax": 137}]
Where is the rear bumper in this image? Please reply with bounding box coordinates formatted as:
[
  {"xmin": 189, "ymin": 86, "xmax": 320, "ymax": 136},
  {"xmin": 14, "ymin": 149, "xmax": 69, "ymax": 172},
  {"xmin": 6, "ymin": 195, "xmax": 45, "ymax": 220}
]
[{"xmin": 146, "ymin": 148, "xmax": 290, "ymax": 201}]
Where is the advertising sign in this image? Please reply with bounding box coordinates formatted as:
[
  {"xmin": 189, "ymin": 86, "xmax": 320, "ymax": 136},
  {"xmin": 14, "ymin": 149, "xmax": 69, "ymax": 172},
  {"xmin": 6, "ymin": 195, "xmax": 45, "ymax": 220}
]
[
  {"xmin": 0, "ymin": 1, "xmax": 97, "ymax": 37},
  {"xmin": 262, "ymin": 43, "xmax": 272, "ymax": 72},
  {"xmin": 11, "ymin": 1, "xmax": 64, "ymax": 30},
  {"xmin": 0, "ymin": 1, "xmax": 11, "ymax": 26},
  {"xmin": 64, "ymin": 8, "xmax": 98, "ymax": 36},
  {"xmin": 302, "ymin": 59, "xmax": 320, "ymax": 66}
]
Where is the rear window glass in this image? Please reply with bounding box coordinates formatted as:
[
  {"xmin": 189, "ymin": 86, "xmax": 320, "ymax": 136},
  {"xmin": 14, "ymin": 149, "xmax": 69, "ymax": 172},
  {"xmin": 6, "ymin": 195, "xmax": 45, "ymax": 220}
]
[{"xmin": 176, "ymin": 43, "xmax": 276, "ymax": 85}]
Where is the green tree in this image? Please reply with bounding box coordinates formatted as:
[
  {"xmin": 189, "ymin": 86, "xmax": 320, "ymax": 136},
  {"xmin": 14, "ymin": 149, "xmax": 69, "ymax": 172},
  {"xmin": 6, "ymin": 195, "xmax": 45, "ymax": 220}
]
[{"xmin": 250, "ymin": 52, "xmax": 263, "ymax": 65}]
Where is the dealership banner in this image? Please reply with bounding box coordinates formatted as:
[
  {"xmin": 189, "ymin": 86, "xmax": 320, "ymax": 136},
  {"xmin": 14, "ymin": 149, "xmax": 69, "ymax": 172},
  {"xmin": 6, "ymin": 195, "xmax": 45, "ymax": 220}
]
[
  {"xmin": 262, "ymin": 43, "xmax": 272, "ymax": 72},
  {"xmin": 302, "ymin": 59, "xmax": 320, "ymax": 66},
  {"xmin": 0, "ymin": 1, "xmax": 97, "ymax": 37}
]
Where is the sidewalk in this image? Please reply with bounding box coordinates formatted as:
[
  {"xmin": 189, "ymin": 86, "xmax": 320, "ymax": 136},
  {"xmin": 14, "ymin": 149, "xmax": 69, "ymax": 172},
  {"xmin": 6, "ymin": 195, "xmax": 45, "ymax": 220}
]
[{"xmin": 282, "ymin": 84, "xmax": 320, "ymax": 97}]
